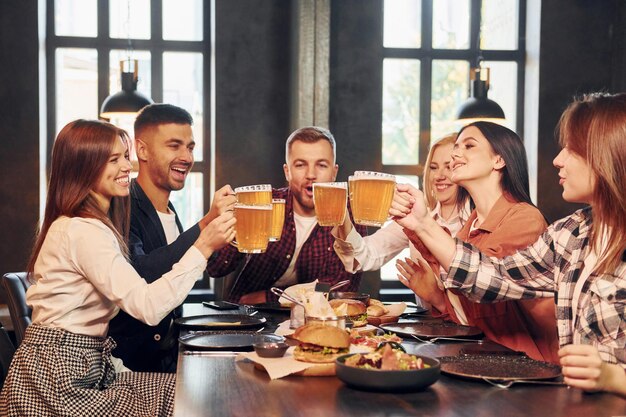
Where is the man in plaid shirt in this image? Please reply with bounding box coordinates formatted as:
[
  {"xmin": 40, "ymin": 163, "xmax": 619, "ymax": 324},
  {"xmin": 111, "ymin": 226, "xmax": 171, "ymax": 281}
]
[{"xmin": 207, "ymin": 127, "xmax": 366, "ymax": 304}]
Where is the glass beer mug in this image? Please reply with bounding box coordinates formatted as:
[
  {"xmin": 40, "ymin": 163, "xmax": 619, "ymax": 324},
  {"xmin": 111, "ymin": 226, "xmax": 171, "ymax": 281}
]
[
  {"xmin": 313, "ymin": 182, "xmax": 347, "ymax": 226},
  {"xmin": 269, "ymin": 198, "xmax": 286, "ymax": 242},
  {"xmin": 234, "ymin": 184, "xmax": 272, "ymax": 205},
  {"xmin": 231, "ymin": 203, "xmax": 273, "ymax": 253},
  {"xmin": 348, "ymin": 171, "xmax": 396, "ymax": 227}
]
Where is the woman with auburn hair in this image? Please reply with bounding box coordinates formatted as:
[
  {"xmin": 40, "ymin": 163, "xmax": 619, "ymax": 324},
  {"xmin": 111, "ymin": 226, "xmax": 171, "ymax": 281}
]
[
  {"xmin": 396, "ymin": 122, "xmax": 559, "ymax": 363},
  {"xmin": 391, "ymin": 92, "xmax": 626, "ymax": 395},
  {"xmin": 0, "ymin": 119, "xmax": 236, "ymax": 416},
  {"xmin": 332, "ymin": 134, "xmax": 470, "ymax": 277}
]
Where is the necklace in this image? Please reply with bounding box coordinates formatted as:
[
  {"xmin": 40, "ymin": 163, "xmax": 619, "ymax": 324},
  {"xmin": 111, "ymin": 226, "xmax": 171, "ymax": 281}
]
[{"xmin": 439, "ymin": 205, "xmax": 458, "ymax": 222}]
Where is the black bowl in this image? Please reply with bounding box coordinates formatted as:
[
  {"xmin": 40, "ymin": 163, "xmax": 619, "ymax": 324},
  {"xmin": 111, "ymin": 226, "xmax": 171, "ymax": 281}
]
[
  {"xmin": 335, "ymin": 353, "xmax": 440, "ymax": 392},
  {"xmin": 328, "ymin": 292, "xmax": 370, "ymax": 304}
]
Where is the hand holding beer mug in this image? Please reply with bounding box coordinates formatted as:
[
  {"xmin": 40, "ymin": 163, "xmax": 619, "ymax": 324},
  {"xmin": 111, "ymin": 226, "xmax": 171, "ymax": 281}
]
[
  {"xmin": 313, "ymin": 182, "xmax": 347, "ymax": 226},
  {"xmin": 231, "ymin": 203, "xmax": 273, "ymax": 253},
  {"xmin": 349, "ymin": 171, "xmax": 396, "ymax": 227},
  {"xmin": 269, "ymin": 198, "xmax": 286, "ymax": 241},
  {"xmin": 234, "ymin": 184, "xmax": 272, "ymax": 205}
]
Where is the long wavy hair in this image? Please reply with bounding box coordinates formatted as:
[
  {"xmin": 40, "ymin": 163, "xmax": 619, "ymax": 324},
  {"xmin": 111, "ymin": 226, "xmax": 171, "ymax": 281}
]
[
  {"xmin": 26, "ymin": 119, "xmax": 131, "ymax": 279},
  {"xmin": 557, "ymin": 92, "xmax": 626, "ymax": 274},
  {"xmin": 455, "ymin": 121, "xmax": 536, "ymax": 210}
]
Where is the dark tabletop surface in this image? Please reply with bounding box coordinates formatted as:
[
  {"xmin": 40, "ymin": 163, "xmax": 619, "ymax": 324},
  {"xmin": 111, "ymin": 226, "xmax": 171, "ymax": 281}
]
[{"xmin": 174, "ymin": 303, "xmax": 626, "ymax": 417}]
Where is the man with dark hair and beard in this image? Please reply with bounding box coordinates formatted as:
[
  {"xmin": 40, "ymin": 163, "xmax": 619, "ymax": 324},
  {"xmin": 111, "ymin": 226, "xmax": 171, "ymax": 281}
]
[
  {"xmin": 206, "ymin": 127, "xmax": 366, "ymax": 304},
  {"xmin": 108, "ymin": 104, "xmax": 235, "ymax": 373}
]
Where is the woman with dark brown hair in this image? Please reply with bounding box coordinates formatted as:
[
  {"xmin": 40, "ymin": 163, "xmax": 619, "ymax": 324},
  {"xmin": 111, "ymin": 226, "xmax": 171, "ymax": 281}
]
[
  {"xmin": 397, "ymin": 122, "xmax": 559, "ymax": 364},
  {"xmin": 0, "ymin": 119, "xmax": 235, "ymax": 416},
  {"xmin": 392, "ymin": 92, "xmax": 626, "ymax": 395}
]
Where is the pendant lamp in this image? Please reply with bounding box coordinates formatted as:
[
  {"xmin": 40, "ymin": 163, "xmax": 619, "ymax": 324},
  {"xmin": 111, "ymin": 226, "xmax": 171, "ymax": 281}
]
[
  {"xmin": 457, "ymin": 32, "xmax": 506, "ymax": 124},
  {"xmin": 100, "ymin": 58, "xmax": 153, "ymax": 119},
  {"xmin": 99, "ymin": 1, "xmax": 153, "ymax": 119},
  {"xmin": 456, "ymin": 64, "xmax": 505, "ymax": 123}
]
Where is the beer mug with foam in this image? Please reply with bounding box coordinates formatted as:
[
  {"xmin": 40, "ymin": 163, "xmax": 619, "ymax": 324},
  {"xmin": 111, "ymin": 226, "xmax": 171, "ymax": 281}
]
[
  {"xmin": 235, "ymin": 184, "xmax": 272, "ymax": 205},
  {"xmin": 349, "ymin": 171, "xmax": 396, "ymax": 227},
  {"xmin": 313, "ymin": 182, "xmax": 347, "ymax": 226},
  {"xmin": 231, "ymin": 203, "xmax": 273, "ymax": 253},
  {"xmin": 269, "ymin": 198, "xmax": 286, "ymax": 242}
]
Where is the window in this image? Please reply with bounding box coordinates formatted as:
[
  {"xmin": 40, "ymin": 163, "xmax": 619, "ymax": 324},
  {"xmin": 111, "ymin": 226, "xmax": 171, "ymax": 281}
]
[
  {"xmin": 380, "ymin": 0, "xmax": 525, "ymax": 283},
  {"xmin": 46, "ymin": 0, "xmax": 211, "ymax": 286}
]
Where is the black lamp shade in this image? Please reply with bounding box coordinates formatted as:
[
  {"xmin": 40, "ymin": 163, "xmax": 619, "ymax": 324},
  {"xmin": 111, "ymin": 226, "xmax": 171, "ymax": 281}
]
[
  {"xmin": 456, "ymin": 66, "xmax": 505, "ymax": 123},
  {"xmin": 100, "ymin": 61, "xmax": 153, "ymax": 119},
  {"xmin": 100, "ymin": 90, "xmax": 153, "ymax": 119},
  {"xmin": 456, "ymin": 96, "xmax": 505, "ymax": 120}
]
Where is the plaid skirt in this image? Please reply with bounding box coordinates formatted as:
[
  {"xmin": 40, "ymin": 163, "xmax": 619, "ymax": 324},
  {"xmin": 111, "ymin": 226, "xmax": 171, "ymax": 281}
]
[{"xmin": 0, "ymin": 325, "xmax": 175, "ymax": 416}]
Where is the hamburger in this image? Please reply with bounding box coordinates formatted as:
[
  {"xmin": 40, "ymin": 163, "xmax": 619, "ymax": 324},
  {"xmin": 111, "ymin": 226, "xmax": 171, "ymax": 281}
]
[
  {"xmin": 329, "ymin": 299, "xmax": 368, "ymax": 327},
  {"xmin": 292, "ymin": 324, "xmax": 350, "ymax": 363}
]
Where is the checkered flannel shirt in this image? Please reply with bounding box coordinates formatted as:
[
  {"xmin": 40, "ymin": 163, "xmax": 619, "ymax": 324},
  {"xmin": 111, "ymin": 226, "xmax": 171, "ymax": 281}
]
[
  {"xmin": 446, "ymin": 207, "xmax": 626, "ymax": 367},
  {"xmin": 206, "ymin": 187, "xmax": 366, "ymax": 303}
]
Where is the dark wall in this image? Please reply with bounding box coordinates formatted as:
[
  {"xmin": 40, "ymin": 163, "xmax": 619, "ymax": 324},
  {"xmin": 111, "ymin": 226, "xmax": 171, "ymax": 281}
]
[
  {"xmin": 536, "ymin": 0, "xmax": 624, "ymax": 222},
  {"xmin": 214, "ymin": 1, "xmax": 292, "ymax": 190},
  {"xmin": 0, "ymin": 0, "xmax": 40, "ymax": 273},
  {"xmin": 329, "ymin": 0, "xmax": 384, "ymax": 296},
  {"xmin": 329, "ymin": 0, "xmax": 383, "ymax": 182}
]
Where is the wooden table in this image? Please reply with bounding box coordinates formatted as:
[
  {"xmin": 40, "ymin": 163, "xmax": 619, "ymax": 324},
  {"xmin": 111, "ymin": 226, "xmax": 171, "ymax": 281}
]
[{"xmin": 173, "ymin": 304, "xmax": 626, "ymax": 417}]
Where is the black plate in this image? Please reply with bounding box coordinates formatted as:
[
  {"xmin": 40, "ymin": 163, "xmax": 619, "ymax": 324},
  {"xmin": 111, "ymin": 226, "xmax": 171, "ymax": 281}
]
[
  {"xmin": 179, "ymin": 333, "xmax": 256, "ymax": 351},
  {"xmin": 439, "ymin": 353, "xmax": 562, "ymax": 381},
  {"xmin": 380, "ymin": 320, "xmax": 482, "ymax": 339},
  {"xmin": 335, "ymin": 353, "xmax": 440, "ymax": 392},
  {"xmin": 251, "ymin": 302, "xmax": 291, "ymax": 314},
  {"xmin": 174, "ymin": 314, "xmax": 266, "ymax": 330}
]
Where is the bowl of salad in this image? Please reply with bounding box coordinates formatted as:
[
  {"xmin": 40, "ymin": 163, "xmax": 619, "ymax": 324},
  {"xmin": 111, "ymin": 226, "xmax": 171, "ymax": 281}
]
[{"xmin": 335, "ymin": 343, "xmax": 440, "ymax": 391}]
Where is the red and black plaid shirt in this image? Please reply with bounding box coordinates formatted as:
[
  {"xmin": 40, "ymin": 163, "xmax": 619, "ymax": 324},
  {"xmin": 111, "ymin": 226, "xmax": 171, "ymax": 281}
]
[{"xmin": 206, "ymin": 187, "xmax": 367, "ymax": 302}]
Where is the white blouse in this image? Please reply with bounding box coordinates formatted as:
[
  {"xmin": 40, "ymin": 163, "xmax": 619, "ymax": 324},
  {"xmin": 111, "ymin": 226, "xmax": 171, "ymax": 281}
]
[
  {"xmin": 27, "ymin": 216, "xmax": 207, "ymax": 338},
  {"xmin": 333, "ymin": 201, "xmax": 469, "ymax": 273}
]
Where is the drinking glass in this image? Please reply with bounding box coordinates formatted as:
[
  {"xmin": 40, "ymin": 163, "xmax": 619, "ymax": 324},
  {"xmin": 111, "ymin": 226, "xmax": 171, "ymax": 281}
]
[
  {"xmin": 269, "ymin": 198, "xmax": 286, "ymax": 242},
  {"xmin": 235, "ymin": 184, "xmax": 272, "ymax": 205},
  {"xmin": 348, "ymin": 171, "xmax": 396, "ymax": 227},
  {"xmin": 313, "ymin": 182, "xmax": 347, "ymax": 226},
  {"xmin": 231, "ymin": 203, "xmax": 272, "ymax": 253}
]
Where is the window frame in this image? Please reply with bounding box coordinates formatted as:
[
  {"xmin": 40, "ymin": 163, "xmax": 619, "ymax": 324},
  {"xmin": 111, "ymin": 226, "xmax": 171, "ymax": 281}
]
[
  {"xmin": 45, "ymin": 0, "xmax": 212, "ymax": 287},
  {"xmin": 380, "ymin": 0, "xmax": 526, "ymax": 289}
]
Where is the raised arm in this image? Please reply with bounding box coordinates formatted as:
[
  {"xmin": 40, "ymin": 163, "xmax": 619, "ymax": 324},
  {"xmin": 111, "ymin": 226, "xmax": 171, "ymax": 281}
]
[
  {"xmin": 73, "ymin": 213, "xmax": 235, "ymax": 325},
  {"xmin": 332, "ymin": 215, "xmax": 410, "ymax": 273},
  {"xmin": 390, "ymin": 183, "xmax": 456, "ymax": 269},
  {"xmin": 130, "ymin": 184, "xmax": 237, "ymax": 282}
]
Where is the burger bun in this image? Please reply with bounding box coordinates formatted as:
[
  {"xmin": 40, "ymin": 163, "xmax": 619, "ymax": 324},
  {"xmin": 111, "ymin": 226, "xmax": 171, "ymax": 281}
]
[
  {"xmin": 329, "ymin": 299, "xmax": 367, "ymax": 317},
  {"xmin": 366, "ymin": 304, "xmax": 387, "ymax": 317}
]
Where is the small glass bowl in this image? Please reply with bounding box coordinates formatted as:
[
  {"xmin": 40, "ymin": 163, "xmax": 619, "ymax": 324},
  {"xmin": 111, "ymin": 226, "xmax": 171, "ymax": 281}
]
[{"xmin": 253, "ymin": 334, "xmax": 289, "ymax": 358}]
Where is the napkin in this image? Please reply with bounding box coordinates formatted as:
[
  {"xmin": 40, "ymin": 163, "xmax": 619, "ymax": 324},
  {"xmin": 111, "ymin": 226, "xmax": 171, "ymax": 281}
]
[
  {"xmin": 302, "ymin": 292, "xmax": 336, "ymax": 318},
  {"xmin": 278, "ymin": 280, "xmax": 318, "ymax": 306},
  {"xmin": 237, "ymin": 347, "xmax": 316, "ymax": 379},
  {"xmin": 237, "ymin": 345, "xmax": 371, "ymax": 380},
  {"xmin": 385, "ymin": 302, "xmax": 407, "ymax": 317},
  {"xmin": 275, "ymin": 320, "xmax": 294, "ymax": 337}
]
